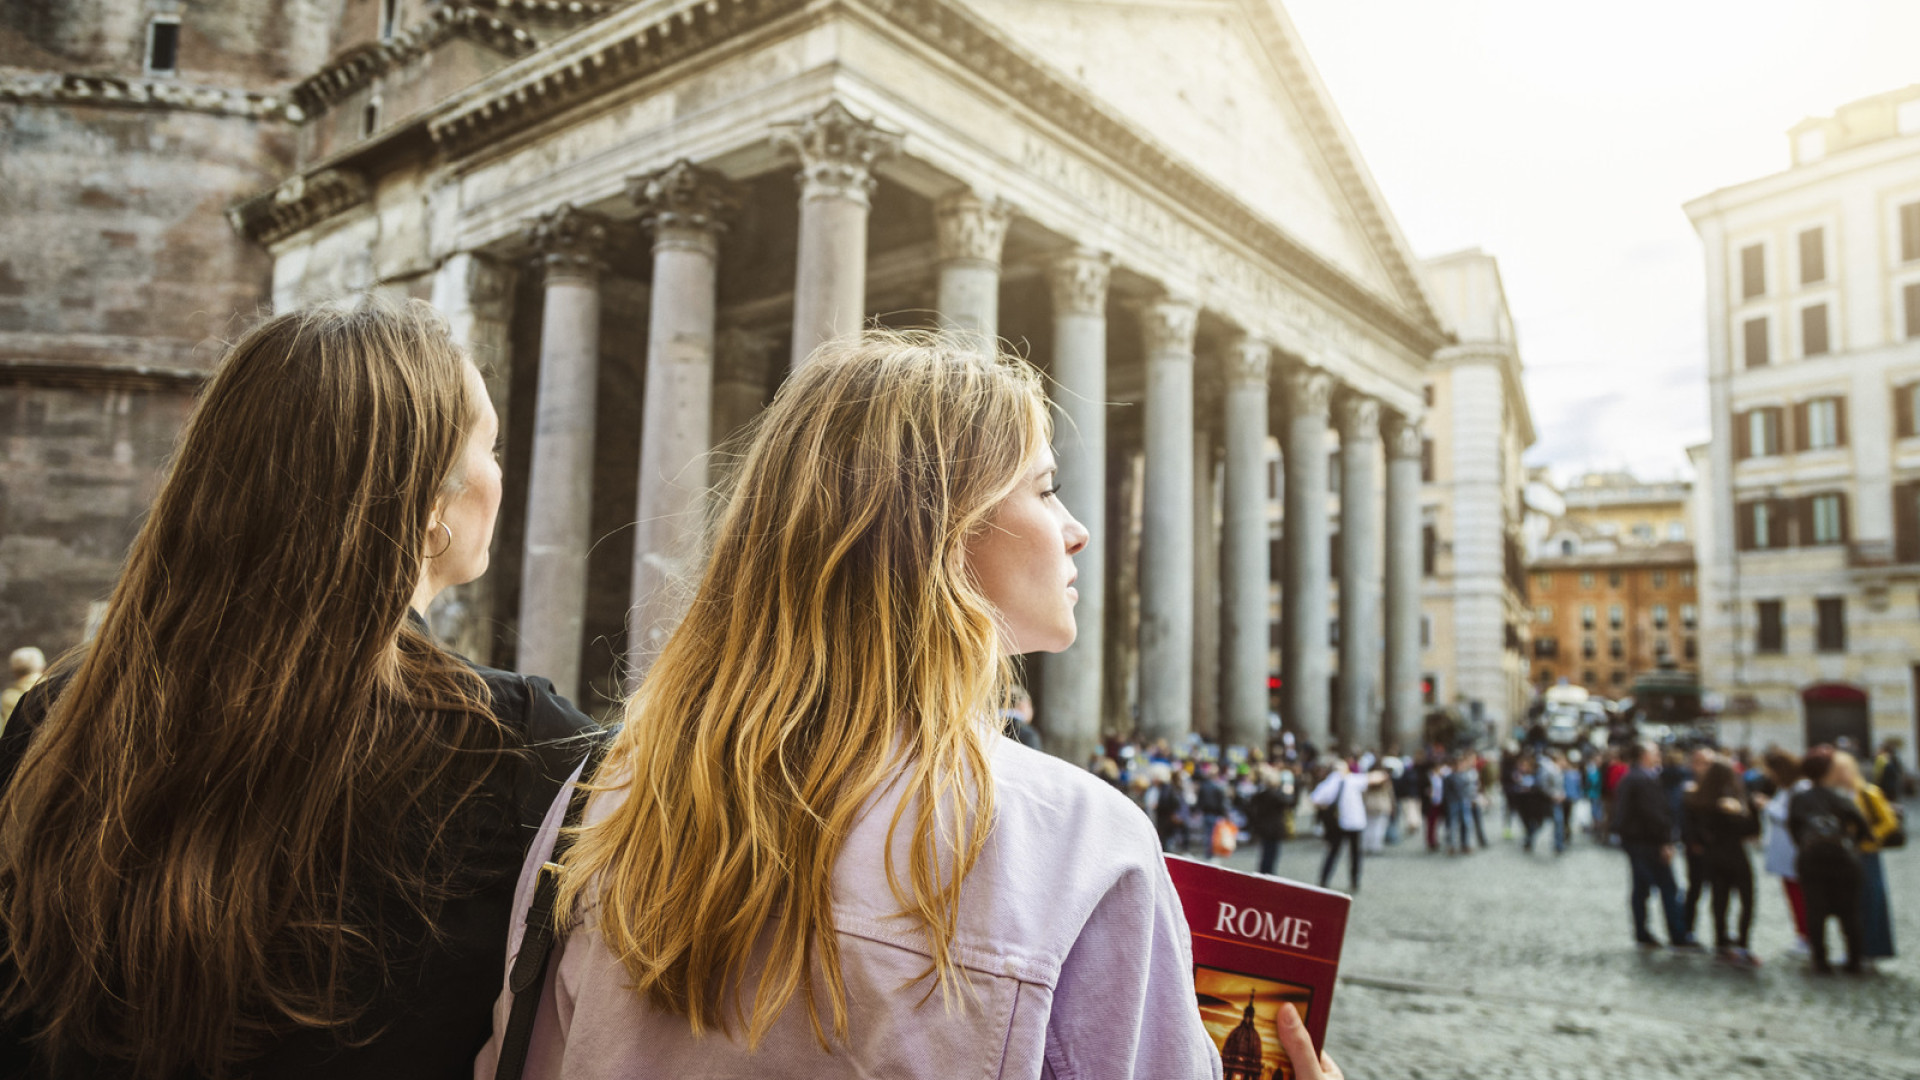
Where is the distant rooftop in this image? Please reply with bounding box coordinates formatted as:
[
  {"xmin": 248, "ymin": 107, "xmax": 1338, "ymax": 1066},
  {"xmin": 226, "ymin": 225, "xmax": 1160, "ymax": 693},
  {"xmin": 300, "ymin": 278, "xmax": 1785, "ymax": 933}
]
[
  {"xmin": 1560, "ymin": 472, "xmax": 1690, "ymax": 509},
  {"xmin": 1530, "ymin": 541, "xmax": 1696, "ymax": 571},
  {"xmin": 1789, "ymin": 84, "xmax": 1920, "ymax": 167}
]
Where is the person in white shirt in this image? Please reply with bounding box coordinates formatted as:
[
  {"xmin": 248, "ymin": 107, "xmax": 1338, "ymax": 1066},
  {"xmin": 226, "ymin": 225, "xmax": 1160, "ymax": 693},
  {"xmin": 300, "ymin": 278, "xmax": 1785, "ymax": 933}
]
[{"xmin": 1312, "ymin": 759, "xmax": 1370, "ymax": 892}]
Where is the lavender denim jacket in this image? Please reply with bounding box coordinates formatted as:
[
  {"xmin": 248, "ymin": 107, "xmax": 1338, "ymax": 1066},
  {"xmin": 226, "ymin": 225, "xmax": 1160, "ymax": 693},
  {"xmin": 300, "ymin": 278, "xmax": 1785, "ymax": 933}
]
[{"xmin": 474, "ymin": 736, "xmax": 1222, "ymax": 1079}]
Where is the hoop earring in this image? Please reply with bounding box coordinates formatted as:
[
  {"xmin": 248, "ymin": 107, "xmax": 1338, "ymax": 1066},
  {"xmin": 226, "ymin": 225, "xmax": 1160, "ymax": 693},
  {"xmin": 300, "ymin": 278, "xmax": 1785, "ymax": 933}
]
[{"xmin": 426, "ymin": 521, "xmax": 454, "ymax": 559}]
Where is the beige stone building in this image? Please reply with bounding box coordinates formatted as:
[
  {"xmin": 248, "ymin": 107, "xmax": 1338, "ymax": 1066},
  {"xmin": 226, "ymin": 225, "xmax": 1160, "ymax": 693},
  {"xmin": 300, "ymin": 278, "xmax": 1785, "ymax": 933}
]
[
  {"xmin": 1687, "ymin": 84, "xmax": 1920, "ymax": 752},
  {"xmin": 5, "ymin": 0, "xmax": 1459, "ymax": 765},
  {"xmin": 1412, "ymin": 249, "xmax": 1535, "ymax": 739}
]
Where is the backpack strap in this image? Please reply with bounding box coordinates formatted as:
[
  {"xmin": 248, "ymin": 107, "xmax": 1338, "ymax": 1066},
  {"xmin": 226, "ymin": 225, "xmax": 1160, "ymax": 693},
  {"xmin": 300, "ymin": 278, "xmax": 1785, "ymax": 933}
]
[{"xmin": 494, "ymin": 739, "xmax": 608, "ymax": 1080}]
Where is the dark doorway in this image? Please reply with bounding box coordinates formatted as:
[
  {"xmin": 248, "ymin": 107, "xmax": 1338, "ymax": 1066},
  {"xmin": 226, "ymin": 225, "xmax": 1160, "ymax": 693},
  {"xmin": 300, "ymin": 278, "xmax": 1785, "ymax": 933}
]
[{"xmin": 1802, "ymin": 682, "xmax": 1870, "ymax": 751}]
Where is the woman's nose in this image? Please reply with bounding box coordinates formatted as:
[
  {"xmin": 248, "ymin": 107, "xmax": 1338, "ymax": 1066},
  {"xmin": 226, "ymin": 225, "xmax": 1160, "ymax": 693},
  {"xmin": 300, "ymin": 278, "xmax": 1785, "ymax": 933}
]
[{"xmin": 1065, "ymin": 512, "xmax": 1089, "ymax": 555}]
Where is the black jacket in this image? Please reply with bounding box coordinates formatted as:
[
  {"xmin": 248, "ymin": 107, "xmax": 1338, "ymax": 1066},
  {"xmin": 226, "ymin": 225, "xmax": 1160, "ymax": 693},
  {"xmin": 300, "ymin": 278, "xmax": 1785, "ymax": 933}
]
[
  {"xmin": 1612, "ymin": 767, "xmax": 1674, "ymax": 846},
  {"xmin": 0, "ymin": 644, "xmax": 602, "ymax": 1080},
  {"xmin": 1245, "ymin": 786, "xmax": 1293, "ymax": 840}
]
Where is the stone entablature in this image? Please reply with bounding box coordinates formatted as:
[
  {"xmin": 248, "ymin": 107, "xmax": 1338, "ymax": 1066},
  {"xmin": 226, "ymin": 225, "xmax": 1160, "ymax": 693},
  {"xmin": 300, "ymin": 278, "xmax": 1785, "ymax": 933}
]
[
  {"xmin": 289, "ymin": 6, "xmax": 543, "ymax": 119},
  {"xmin": 0, "ymin": 72, "xmax": 293, "ymax": 120}
]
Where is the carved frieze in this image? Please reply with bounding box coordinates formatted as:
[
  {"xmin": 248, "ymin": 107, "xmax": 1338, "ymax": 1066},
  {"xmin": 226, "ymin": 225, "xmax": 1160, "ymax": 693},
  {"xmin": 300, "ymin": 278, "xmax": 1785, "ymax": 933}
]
[
  {"xmin": 525, "ymin": 203, "xmax": 612, "ymax": 279},
  {"xmin": 227, "ymin": 169, "xmax": 370, "ymax": 246},
  {"xmin": 1225, "ymin": 337, "xmax": 1271, "ymax": 387},
  {"xmin": 1286, "ymin": 366, "xmax": 1333, "ymax": 418},
  {"xmin": 771, "ymin": 101, "xmax": 903, "ymax": 208},
  {"xmin": 627, "ymin": 159, "xmax": 739, "ymax": 256},
  {"xmin": 933, "ymin": 191, "xmax": 1013, "ymax": 267},
  {"xmin": 1138, "ymin": 297, "xmax": 1199, "ymax": 359},
  {"xmin": 1337, "ymin": 394, "xmax": 1381, "ymax": 440},
  {"xmin": 1048, "ymin": 249, "xmax": 1111, "ymax": 317}
]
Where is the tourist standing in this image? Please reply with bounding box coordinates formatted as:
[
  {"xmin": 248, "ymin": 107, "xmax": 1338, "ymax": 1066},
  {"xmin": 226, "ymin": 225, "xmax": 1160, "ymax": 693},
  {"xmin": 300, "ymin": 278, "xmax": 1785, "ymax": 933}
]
[
  {"xmin": 1613, "ymin": 741, "xmax": 1697, "ymax": 949},
  {"xmin": 1312, "ymin": 759, "xmax": 1369, "ymax": 892},
  {"xmin": 1788, "ymin": 747, "xmax": 1870, "ymax": 975},
  {"xmin": 1246, "ymin": 765, "xmax": 1295, "ymax": 876},
  {"xmin": 1681, "ymin": 761, "xmax": 1761, "ymax": 966},
  {"xmin": 1757, "ymin": 749, "xmax": 1813, "ymax": 956},
  {"xmin": 1834, "ymin": 751, "xmax": 1900, "ymax": 967}
]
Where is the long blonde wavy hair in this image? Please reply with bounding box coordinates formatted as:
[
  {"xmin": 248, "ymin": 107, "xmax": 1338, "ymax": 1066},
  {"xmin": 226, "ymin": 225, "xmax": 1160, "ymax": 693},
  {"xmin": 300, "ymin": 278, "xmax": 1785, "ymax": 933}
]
[{"xmin": 558, "ymin": 330, "xmax": 1048, "ymax": 1048}]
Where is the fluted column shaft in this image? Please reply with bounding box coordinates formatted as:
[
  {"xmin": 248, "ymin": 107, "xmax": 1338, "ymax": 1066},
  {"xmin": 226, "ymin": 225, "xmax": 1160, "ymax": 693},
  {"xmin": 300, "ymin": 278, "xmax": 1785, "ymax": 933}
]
[
  {"xmin": 1038, "ymin": 250, "xmax": 1110, "ymax": 765},
  {"xmin": 1283, "ymin": 366, "xmax": 1334, "ymax": 751},
  {"xmin": 626, "ymin": 161, "xmax": 738, "ymax": 683},
  {"xmin": 1221, "ymin": 338, "xmax": 1271, "ymax": 751},
  {"xmin": 1338, "ymin": 394, "xmax": 1383, "ymax": 752},
  {"xmin": 1137, "ymin": 297, "xmax": 1199, "ymax": 744},
  {"xmin": 1384, "ymin": 413, "xmax": 1425, "ymax": 753},
  {"xmin": 934, "ymin": 191, "xmax": 1011, "ymax": 355},
  {"xmin": 518, "ymin": 204, "xmax": 611, "ymax": 701},
  {"xmin": 775, "ymin": 102, "xmax": 899, "ymax": 368}
]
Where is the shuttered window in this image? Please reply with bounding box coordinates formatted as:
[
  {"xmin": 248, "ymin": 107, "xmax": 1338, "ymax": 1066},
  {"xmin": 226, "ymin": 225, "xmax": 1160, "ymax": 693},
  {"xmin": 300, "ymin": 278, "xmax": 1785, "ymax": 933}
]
[
  {"xmin": 1816, "ymin": 597, "xmax": 1846, "ymax": 652},
  {"xmin": 1809, "ymin": 492, "xmax": 1848, "ymax": 544},
  {"xmin": 1756, "ymin": 600, "xmax": 1784, "ymax": 654}
]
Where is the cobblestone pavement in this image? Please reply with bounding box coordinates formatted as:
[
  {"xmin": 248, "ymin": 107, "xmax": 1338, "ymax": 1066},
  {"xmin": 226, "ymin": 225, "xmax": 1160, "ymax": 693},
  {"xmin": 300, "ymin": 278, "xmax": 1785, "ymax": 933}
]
[{"xmin": 1221, "ymin": 804, "xmax": 1920, "ymax": 1080}]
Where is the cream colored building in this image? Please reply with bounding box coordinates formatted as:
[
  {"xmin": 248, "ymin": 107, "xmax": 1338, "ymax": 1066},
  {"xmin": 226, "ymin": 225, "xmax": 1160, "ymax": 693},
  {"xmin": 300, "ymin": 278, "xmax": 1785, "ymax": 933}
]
[
  {"xmin": 1413, "ymin": 250, "xmax": 1535, "ymax": 740},
  {"xmin": 1686, "ymin": 84, "xmax": 1920, "ymax": 752},
  {"xmin": 226, "ymin": 0, "xmax": 1451, "ymax": 762}
]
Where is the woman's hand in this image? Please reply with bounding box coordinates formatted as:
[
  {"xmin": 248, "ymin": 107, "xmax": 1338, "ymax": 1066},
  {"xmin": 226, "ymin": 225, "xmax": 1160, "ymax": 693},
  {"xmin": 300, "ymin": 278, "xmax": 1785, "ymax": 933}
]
[{"xmin": 1276, "ymin": 1002, "xmax": 1345, "ymax": 1080}]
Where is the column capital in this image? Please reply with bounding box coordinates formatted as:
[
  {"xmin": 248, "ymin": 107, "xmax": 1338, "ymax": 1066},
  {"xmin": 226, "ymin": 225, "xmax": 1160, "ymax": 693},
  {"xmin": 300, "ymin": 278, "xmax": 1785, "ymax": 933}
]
[
  {"xmin": 714, "ymin": 326, "xmax": 779, "ymax": 387},
  {"xmin": 627, "ymin": 159, "xmax": 739, "ymax": 255},
  {"xmin": 1048, "ymin": 248, "xmax": 1111, "ymax": 316},
  {"xmin": 1225, "ymin": 336, "xmax": 1271, "ymax": 387},
  {"xmin": 1337, "ymin": 393, "xmax": 1381, "ymax": 440},
  {"xmin": 934, "ymin": 190, "xmax": 1013, "ymax": 268},
  {"xmin": 1139, "ymin": 296, "xmax": 1199, "ymax": 358},
  {"xmin": 1285, "ymin": 365, "xmax": 1333, "ymax": 418},
  {"xmin": 1384, "ymin": 411, "xmax": 1425, "ymax": 459},
  {"xmin": 772, "ymin": 101, "xmax": 902, "ymax": 209},
  {"xmin": 525, "ymin": 203, "xmax": 613, "ymax": 281}
]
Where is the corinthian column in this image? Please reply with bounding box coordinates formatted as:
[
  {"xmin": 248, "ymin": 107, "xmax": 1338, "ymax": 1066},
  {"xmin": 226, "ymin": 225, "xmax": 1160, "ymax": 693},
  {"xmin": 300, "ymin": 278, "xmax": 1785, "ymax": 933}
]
[
  {"xmin": 1337, "ymin": 393, "xmax": 1383, "ymax": 752},
  {"xmin": 625, "ymin": 160, "xmax": 739, "ymax": 684},
  {"xmin": 1038, "ymin": 249, "xmax": 1110, "ymax": 766},
  {"xmin": 518, "ymin": 203, "xmax": 611, "ymax": 701},
  {"xmin": 1137, "ymin": 296, "xmax": 1198, "ymax": 744},
  {"xmin": 1283, "ymin": 365, "xmax": 1333, "ymax": 752},
  {"xmin": 934, "ymin": 191, "xmax": 1012, "ymax": 355},
  {"xmin": 773, "ymin": 102, "xmax": 900, "ymax": 368},
  {"xmin": 1384, "ymin": 412, "xmax": 1424, "ymax": 753},
  {"xmin": 1220, "ymin": 337, "xmax": 1271, "ymax": 752}
]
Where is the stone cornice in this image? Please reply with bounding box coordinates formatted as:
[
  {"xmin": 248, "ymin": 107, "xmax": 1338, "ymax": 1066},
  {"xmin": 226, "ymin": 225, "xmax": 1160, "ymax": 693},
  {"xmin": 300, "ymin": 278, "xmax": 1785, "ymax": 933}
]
[
  {"xmin": 468, "ymin": 0, "xmax": 623, "ymax": 23},
  {"xmin": 227, "ymin": 168, "xmax": 372, "ymax": 246},
  {"xmin": 290, "ymin": 6, "xmax": 542, "ymax": 119},
  {"xmin": 0, "ymin": 72, "xmax": 292, "ymax": 120},
  {"xmin": 426, "ymin": 0, "xmax": 800, "ymax": 158}
]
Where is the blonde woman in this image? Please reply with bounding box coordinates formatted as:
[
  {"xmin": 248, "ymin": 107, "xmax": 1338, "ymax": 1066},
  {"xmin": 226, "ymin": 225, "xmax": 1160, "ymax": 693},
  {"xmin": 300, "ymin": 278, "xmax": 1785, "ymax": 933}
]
[{"xmin": 478, "ymin": 333, "xmax": 1342, "ymax": 1079}]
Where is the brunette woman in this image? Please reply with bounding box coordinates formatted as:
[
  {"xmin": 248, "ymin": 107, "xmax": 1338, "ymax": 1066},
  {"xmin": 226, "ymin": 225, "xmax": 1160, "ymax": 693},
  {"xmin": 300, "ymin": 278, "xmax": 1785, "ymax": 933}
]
[
  {"xmin": 477, "ymin": 332, "xmax": 1343, "ymax": 1080},
  {"xmin": 1680, "ymin": 760, "xmax": 1761, "ymax": 965},
  {"xmin": 0, "ymin": 300, "xmax": 599, "ymax": 1077},
  {"xmin": 1788, "ymin": 746, "xmax": 1870, "ymax": 974}
]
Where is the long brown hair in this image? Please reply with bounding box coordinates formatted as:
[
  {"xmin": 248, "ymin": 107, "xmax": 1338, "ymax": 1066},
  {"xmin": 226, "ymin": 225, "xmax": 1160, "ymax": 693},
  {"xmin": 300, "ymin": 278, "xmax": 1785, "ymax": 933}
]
[
  {"xmin": 0, "ymin": 299, "xmax": 510, "ymax": 1076},
  {"xmin": 558, "ymin": 330, "xmax": 1047, "ymax": 1048}
]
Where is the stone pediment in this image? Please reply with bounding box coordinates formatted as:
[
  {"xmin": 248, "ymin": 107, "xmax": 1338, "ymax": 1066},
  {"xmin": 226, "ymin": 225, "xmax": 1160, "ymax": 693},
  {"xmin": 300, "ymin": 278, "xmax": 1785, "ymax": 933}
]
[{"xmin": 954, "ymin": 0, "xmax": 1430, "ymax": 324}]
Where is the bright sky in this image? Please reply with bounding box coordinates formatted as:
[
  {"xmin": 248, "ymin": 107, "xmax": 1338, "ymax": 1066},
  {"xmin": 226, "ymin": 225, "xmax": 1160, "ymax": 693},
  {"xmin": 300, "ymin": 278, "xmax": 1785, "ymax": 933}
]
[{"xmin": 1280, "ymin": 0, "xmax": 1920, "ymax": 483}]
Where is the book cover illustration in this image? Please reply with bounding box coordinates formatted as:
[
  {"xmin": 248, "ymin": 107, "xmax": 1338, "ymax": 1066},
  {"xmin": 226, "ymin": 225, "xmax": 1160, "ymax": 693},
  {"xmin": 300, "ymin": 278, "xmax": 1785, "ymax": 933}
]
[{"xmin": 1165, "ymin": 856, "xmax": 1351, "ymax": 1080}]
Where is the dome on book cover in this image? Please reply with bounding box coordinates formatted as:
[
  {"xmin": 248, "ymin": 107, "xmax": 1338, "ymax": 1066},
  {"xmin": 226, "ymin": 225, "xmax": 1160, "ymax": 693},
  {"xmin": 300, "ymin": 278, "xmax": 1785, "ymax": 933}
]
[{"xmin": 1221, "ymin": 990, "xmax": 1263, "ymax": 1078}]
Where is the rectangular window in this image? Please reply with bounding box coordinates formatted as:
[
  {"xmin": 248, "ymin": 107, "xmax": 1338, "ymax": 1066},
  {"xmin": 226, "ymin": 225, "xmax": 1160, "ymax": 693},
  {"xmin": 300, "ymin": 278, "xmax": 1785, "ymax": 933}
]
[
  {"xmin": 1902, "ymin": 201, "xmax": 1920, "ymax": 263},
  {"xmin": 1805, "ymin": 396, "xmax": 1842, "ymax": 449},
  {"xmin": 1422, "ymin": 525, "xmax": 1437, "ymax": 577},
  {"xmin": 1801, "ymin": 304, "xmax": 1831, "ymax": 357},
  {"xmin": 1756, "ymin": 599, "xmax": 1784, "ymax": 653},
  {"xmin": 1811, "ymin": 492, "xmax": 1846, "ymax": 544},
  {"xmin": 1668, "ymin": 522, "xmax": 1687, "ymax": 541},
  {"xmin": 1681, "ymin": 603, "xmax": 1697, "ymax": 630},
  {"xmin": 1420, "ymin": 439, "xmax": 1434, "ymax": 484},
  {"xmin": 1740, "ymin": 243, "xmax": 1766, "ymax": 298},
  {"xmin": 1534, "ymin": 572, "xmax": 1552, "ymax": 593},
  {"xmin": 1681, "ymin": 570, "xmax": 1694, "ymax": 587},
  {"xmin": 381, "ymin": 0, "xmax": 401, "ymax": 40},
  {"xmin": 1580, "ymin": 572, "xmax": 1595, "ymax": 590},
  {"xmin": 1905, "ymin": 283, "xmax": 1920, "ymax": 340},
  {"xmin": 1653, "ymin": 604, "xmax": 1669, "ymax": 630},
  {"xmin": 1652, "ymin": 570, "xmax": 1667, "ymax": 589},
  {"xmin": 1534, "ymin": 637, "xmax": 1558, "ymax": 659},
  {"xmin": 1608, "ymin": 571, "xmax": 1622, "ymax": 588},
  {"xmin": 1611, "ymin": 670, "xmax": 1627, "ymax": 688},
  {"xmin": 1738, "ymin": 499, "xmax": 1779, "ymax": 551},
  {"xmin": 1609, "ymin": 637, "xmax": 1623, "ymax": 659},
  {"xmin": 1816, "ymin": 596, "xmax": 1846, "ymax": 652},
  {"xmin": 1581, "ymin": 604, "xmax": 1596, "ymax": 630},
  {"xmin": 1535, "ymin": 605, "xmax": 1553, "ymax": 623},
  {"xmin": 1747, "ymin": 407, "xmax": 1781, "ymax": 456},
  {"xmin": 146, "ymin": 17, "xmax": 180, "ymax": 74},
  {"xmin": 1799, "ymin": 227, "xmax": 1826, "ymax": 285},
  {"xmin": 1609, "ymin": 604, "xmax": 1624, "ymax": 630},
  {"xmin": 1744, "ymin": 317, "xmax": 1770, "ymax": 368},
  {"xmin": 1684, "ymin": 636, "xmax": 1697, "ymax": 661},
  {"xmin": 1582, "ymin": 637, "xmax": 1596, "ymax": 659}
]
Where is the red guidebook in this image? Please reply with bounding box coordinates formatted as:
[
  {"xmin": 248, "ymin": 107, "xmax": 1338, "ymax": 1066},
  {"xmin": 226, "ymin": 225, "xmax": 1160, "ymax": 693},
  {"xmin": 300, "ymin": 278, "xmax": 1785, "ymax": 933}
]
[{"xmin": 1164, "ymin": 857, "xmax": 1351, "ymax": 1080}]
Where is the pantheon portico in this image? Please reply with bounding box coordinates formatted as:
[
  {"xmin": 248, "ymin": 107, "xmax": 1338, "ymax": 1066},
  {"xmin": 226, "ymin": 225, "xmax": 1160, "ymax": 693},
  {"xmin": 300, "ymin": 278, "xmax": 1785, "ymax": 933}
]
[{"xmin": 234, "ymin": 0, "xmax": 1450, "ymax": 762}]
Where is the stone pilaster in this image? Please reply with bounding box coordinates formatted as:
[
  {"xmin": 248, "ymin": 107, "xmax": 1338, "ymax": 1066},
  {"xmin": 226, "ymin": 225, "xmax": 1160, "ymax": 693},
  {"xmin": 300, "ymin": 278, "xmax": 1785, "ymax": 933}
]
[
  {"xmin": 1384, "ymin": 411, "xmax": 1425, "ymax": 753},
  {"xmin": 1337, "ymin": 392, "xmax": 1383, "ymax": 752},
  {"xmin": 518, "ymin": 203, "xmax": 612, "ymax": 701},
  {"xmin": 1137, "ymin": 296, "xmax": 1198, "ymax": 744},
  {"xmin": 624, "ymin": 161, "xmax": 739, "ymax": 682},
  {"xmin": 1038, "ymin": 248, "xmax": 1110, "ymax": 765},
  {"xmin": 773, "ymin": 102, "xmax": 900, "ymax": 368},
  {"xmin": 1220, "ymin": 336, "xmax": 1271, "ymax": 752},
  {"xmin": 933, "ymin": 190, "xmax": 1012, "ymax": 355},
  {"xmin": 1283, "ymin": 364, "xmax": 1333, "ymax": 752}
]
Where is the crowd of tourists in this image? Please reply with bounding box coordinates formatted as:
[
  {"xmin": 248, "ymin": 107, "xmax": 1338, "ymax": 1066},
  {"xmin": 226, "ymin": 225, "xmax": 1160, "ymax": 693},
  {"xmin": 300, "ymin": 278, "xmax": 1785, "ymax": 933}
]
[{"xmin": 1086, "ymin": 726, "xmax": 1907, "ymax": 976}]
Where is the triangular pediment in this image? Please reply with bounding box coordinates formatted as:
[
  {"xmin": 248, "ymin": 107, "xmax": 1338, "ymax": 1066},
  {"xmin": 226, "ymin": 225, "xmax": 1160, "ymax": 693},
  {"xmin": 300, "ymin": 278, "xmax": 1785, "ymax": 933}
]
[{"xmin": 954, "ymin": 0, "xmax": 1430, "ymax": 322}]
